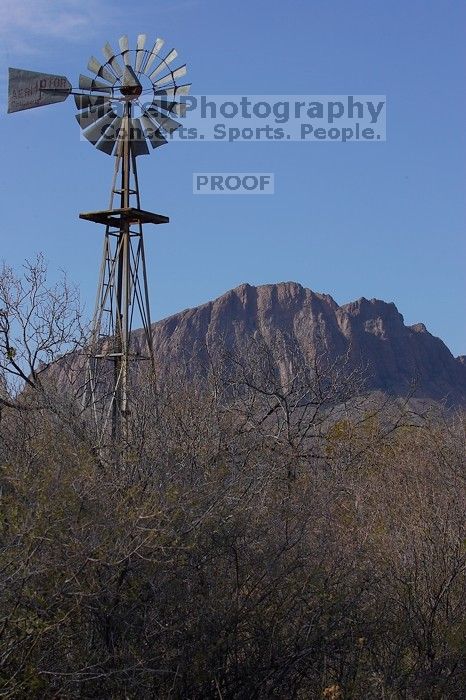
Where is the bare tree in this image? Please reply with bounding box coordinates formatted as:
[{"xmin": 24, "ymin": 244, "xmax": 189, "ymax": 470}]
[{"xmin": 0, "ymin": 255, "xmax": 85, "ymax": 414}]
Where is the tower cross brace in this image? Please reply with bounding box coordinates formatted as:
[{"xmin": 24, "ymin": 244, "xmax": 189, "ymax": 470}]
[{"xmin": 80, "ymin": 101, "xmax": 167, "ymax": 443}]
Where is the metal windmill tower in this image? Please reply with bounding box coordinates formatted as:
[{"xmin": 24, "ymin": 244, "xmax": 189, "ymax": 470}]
[{"xmin": 8, "ymin": 34, "xmax": 190, "ymax": 443}]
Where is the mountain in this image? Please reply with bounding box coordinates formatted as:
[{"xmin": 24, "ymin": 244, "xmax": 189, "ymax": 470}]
[{"xmin": 132, "ymin": 282, "xmax": 466, "ymax": 406}]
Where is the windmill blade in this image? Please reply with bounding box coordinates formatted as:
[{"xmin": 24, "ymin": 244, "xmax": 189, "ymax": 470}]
[
  {"xmin": 147, "ymin": 106, "xmax": 181, "ymax": 134},
  {"xmin": 151, "ymin": 98, "xmax": 187, "ymax": 117},
  {"xmin": 96, "ymin": 115, "xmax": 122, "ymax": 155},
  {"xmin": 140, "ymin": 112, "xmax": 169, "ymax": 149},
  {"xmin": 8, "ymin": 67, "xmax": 71, "ymax": 113},
  {"xmin": 102, "ymin": 42, "xmax": 123, "ymax": 77},
  {"xmin": 79, "ymin": 74, "xmax": 113, "ymax": 94},
  {"xmin": 81, "ymin": 110, "xmax": 118, "ymax": 145},
  {"xmin": 135, "ymin": 34, "xmax": 147, "ymax": 73},
  {"xmin": 75, "ymin": 94, "xmax": 111, "ymax": 110},
  {"xmin": 153, "ymin": 64, "xmax": 187, "ymax": 88},
  {"xmin": 148, "ymin": 49, "xmax": 178, "ymax": 80},
  {"xmin": 154, "ymin": 82, "xmax": 191, "ymax": 97},
  {"xmin": 174, "ymin": 82, "xmax": 191, "ymax": 96},
  {"xmin": 143, "ymin": 37, "xmax": 165, "ymax": 73},
  {"xmin": 87, "ymin": 57, "xmax": 117, "ymax": 85},
  {"xmin": 76, "ymin": 103, "xmax": 113, "ymax": 131},
  {"xmin": 119, "ymin": 35, "xmax": 132, "ymax": 67},
  {"xmin": 130, "ymin": 118, "xmax": 150, "ymax": 156}
]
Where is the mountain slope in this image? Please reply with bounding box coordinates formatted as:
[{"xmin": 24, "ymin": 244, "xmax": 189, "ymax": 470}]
[{"xmin": 136, "ymin": 282, "xmax": 466, "ymax": 405}]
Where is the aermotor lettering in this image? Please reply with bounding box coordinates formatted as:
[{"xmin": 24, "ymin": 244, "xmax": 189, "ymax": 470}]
[
  {"xmin": 12, "ymin": 76, "xmax": 68, "ymax": 100},
  {"xmin": 8, "ymin": 69, "xmax": 71, "ymax": 113}
]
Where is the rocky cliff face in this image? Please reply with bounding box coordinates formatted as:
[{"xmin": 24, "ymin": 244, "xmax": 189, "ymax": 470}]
[{"xmin": 134, "ymin": 282, "xmax": 466, "ymax": 406}]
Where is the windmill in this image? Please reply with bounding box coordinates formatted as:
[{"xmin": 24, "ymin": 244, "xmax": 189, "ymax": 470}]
[{"xmin": 8, "ymin": 34, "xmax": 190, "ymax": 443}]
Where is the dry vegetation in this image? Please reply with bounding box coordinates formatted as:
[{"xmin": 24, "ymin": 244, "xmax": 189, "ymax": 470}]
[{"xmin": 0, "ymin": 260, "xmax": 465, "ymax": 698}]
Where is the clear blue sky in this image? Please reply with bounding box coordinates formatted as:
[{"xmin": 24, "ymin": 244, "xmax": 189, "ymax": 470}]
[{"xmin": 1, "ymin": 0, "xmax": 465, "ymax": 355}]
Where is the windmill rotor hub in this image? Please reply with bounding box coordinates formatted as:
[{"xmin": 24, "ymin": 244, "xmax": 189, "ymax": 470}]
[
  {"xmin": 120, "ymin": 65, "xmax": 143, "ymax": 99},
  {"xmin": 120, "ymin": 83, "xmax": 143, "ymax": 99}
]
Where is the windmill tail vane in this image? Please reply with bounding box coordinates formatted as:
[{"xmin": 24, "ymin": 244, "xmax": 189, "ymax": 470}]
[{"xmin": 8, "ymin": 34, "xmax": 190, "ymax": 446}]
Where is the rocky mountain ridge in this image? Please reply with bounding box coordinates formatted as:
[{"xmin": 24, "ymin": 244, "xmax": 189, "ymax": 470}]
[{"xmin": 133, "ymin": 282, "xmax": 466, "ymax": 406}]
